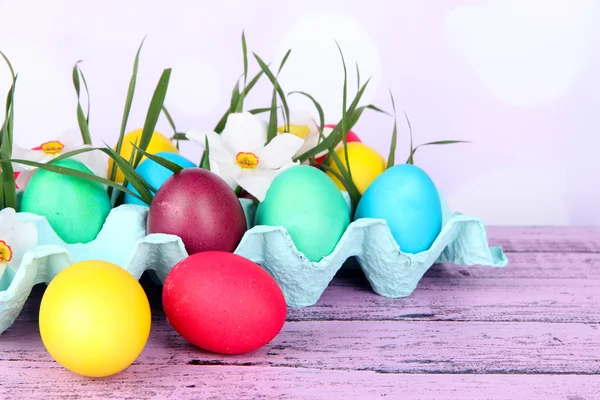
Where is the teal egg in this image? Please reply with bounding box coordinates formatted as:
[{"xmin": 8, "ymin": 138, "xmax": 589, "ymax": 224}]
[
  {"xmin": 20, "ymin": 158, "xmax": 112, "ymax": 244},
  {"xmin": 255, "ymin": 165, "xmax": 350, "ymax": 262},
  {"xmin": 354, "ymin": 164, "xmax": 442, "ymax": 254},
  {"xmin": 124, "ymin": 152, "xmax": 196, "ymax": 206}
]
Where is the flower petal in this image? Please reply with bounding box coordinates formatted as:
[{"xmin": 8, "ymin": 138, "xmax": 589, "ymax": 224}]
[
  {"xmin": 73, "ymin": 145, "xmax": 109, "ymax": 178},
  {"xmin": 0, "ymin": 207, "xmax": 38, "ymax": 272},
  {"xmin": 221, "ymin": 111, "xmax": 268, "ymax": 154},
  {"xmin": 15, "ymin": 170, "xmax": 35, "ymax": 189},
  {"xmin": 187, "ymin": 130, "xmax": 234, "ymax": 165},
  {"xmin": 11, "ymin": 146, "xmax": 47, "ymax": 171},
  {"xmin": 256, "ymin": 134, "xmax": 304, "ymax": 169},
  {"xmin": 211, "ymin": 161, "xmax": 242, "ymax": 189},
  {"xmin": 236, "ymin": 167, "xmax": 279, "ymax": 202}
]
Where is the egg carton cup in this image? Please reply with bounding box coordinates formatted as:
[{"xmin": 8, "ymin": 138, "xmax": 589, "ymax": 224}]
[{"xmin": 1, "ymin": 193, "xmax": 506, "ymax": 335}]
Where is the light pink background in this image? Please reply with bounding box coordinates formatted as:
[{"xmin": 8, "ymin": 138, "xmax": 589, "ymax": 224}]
[{"xmin": 1, "ymin": 0, "xmax": 598, "ymax": 226}]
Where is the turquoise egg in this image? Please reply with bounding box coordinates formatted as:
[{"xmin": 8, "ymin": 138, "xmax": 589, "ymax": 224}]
[
  {"xmin": 354, "ymin": 164, "xmax": 442, "ymax": 254},
  {"xmin": 124, "ymin": 152, "xmax": 196, "ymax": 206},
  {"xmin": 20, "ymin": 158, "xmax": 112, "ymax": 244},
  {"xmin": 255, "ymin": 165, "xmax": 350, "ymax": 262}
]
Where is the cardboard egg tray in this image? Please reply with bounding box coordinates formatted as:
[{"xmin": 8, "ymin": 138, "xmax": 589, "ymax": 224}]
[{"xmin": 0, "ymin": 194, "xmax": 506, "ymax": 336}]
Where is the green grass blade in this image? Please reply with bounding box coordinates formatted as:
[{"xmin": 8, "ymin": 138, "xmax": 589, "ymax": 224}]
[
  {"xmin": 328, "ymin": 149, "xmax": 360, "ymax": 216},
  {"xmin": 0, "ymin": 50, "xmax": 15, "ymax": 80},
  {"xmin": 214, "ymin": 68, "xmax": 266, "ymax": 133},
  {"xmin": 131, "ymin": 143, "xmax": 183, "ymax": 173},
  {"xmin": 132, "ymin": 68, "xmax": 172, "ymax": 168},
  {"xmin": 356, "ymin": 62, "xmax": 361, "ymax": 92},
  {"xmin": 253, "ymin": 53, "xmax": 290, "ymax": 132},
  {"xmin": 162, "ymin": 106, "xmax": 177, "ymax": 135},
  {"xmin": 405, "ymin": 112, "xmax": 415, "ymax": 164},
  {"xmin": 235, "ymin": 31, "xmax": 249, "ymax": 113},
  {"xmin": 199, "ymin": 135, "xmax": 211, "ymax": 170},
  {"xmin": 8, "ymin": 158, "xmax": 149, "ymax": 202},
  {"xmin": 408, "ymin": 140, "xmax": 470, "ymax": 164},
  {"xmin": 48, "ymin": 144, "xmax": 156, "ymax": 203},
  {"xmin": 386, "ymin": 91, "xmax": 398, "ymax": 169},
  {"xmin": 266, "ymin": 86, "xmax": 278, "ymax": 143},
  {"xmin": 249, "ymin": 107, "xmax": 272, "ymax": 115},
  {"xmin": 108, "ymin": 36, "xmax": 146, "ymax": 192},
  {"xmin": 242, "ymin": 31, "xmax": 248, "ymax": 86},
  {"xmin": 161, "ymin": 105, "xmax": 179, "ymax": 149},
  {"xmin": 288, "ymin": 91, "xmax": 325, "ymax": 134},
  {"xmin": 334, "ymin": 40, "xmax": 352, "ymax": 186},
  {"xmin": 171, "ymin": 132, "xmax": 188, "ymax": 141}
]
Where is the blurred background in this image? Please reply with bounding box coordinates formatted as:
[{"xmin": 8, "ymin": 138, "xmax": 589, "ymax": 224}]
[{"xmin": 1, "ymin": 0, "xmax": 598, "ymax": 226}]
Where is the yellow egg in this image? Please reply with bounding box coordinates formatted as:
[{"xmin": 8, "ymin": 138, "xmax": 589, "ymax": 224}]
[
  {"xmin": 108, "ymin": 129, "xmax": 179, "ymax": 183},
  {"xmin": 326, "ymin": 142, "xmax": 387, "ymax": 194},
  {"xmin": 39, "ymin": 260, "xmax": 151, "ymax": 377}
]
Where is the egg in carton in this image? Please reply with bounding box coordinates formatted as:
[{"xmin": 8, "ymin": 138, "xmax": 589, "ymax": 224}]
[{"xmin": 0, "ymin": 175, "xmax": 506, "ymax": 336}]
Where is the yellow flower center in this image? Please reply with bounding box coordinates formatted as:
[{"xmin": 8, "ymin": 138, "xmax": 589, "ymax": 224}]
[
  {"xmin": 0, "ymin": 240, "xmax": 13, "ymax": 263},
  {"xmin": 277, "ymin": 124, "xmax": 311, "ymax": 139},
  {"xmin": 40, "ymin": 140, "xmax": 65, "ymax": 155},
  {"xmin": 235, "ymin": 152, "xmax": 259, "ymax": 169}
]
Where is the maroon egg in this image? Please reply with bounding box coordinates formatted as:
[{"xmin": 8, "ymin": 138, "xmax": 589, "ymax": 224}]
[{"xmin": 147, "ymin": 168, "xmax": 247, "ymax": 254}]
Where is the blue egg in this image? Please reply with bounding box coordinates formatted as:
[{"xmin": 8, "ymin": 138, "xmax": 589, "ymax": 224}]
[
  {"xmin": 354, "ymin": 164, "xmax": 442, "ymax": 254},
  {"xmin": 124, "ymin": 152, "xmax": 196, "ymax": 206}
]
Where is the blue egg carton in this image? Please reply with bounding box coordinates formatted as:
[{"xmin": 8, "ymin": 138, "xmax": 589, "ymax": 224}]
[{"xmin": 0, "ymin": 192, "xmax": 506, "ymax": 335}]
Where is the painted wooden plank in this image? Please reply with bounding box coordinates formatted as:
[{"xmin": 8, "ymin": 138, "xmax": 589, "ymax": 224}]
[
  {"xmin": 286, "ymin": 277, "xmax": 600, "ymax": 323},
  {"xmin": 1, "ymin": 366, "xmax": 599, "ymax": 400},
  {"xmin": 486, "ymin": 226, "xmax": 600, "ymax": 253},
  {"xmin": 9, "ymin": 263, "xmax": 600, "ymax": 325},
  {"xmin": 2, "ymin": 318, "xmax": 599, "ymax": 375}
]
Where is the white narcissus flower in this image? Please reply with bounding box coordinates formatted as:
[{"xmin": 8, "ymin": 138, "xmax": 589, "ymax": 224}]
[
  {"xmin": 276, "ymin": 110, "xmax": 335, "ymax": 161},
  {"xmin": 0, "ymin": 208, "xmax": 38, "ymax": 282},
  {"xmin": 12, "ymin": 131, "xmax": 109, "ymax": 189},
  {"xmin": 186, "ymin": 111, "xmax": 304, "ymax": 202}
]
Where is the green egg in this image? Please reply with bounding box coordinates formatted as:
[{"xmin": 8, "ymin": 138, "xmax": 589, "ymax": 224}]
[
  {"xmin": 256, "ymin": 165, "xmax": 350, "ymax": 262},
  {"xmin": 20, "ymin": 158, "xmax": 112, "ymax": 244}
]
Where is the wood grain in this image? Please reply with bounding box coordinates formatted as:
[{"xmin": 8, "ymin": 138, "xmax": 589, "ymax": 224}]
[
  {"xmin": 1, "ymin": 366, "xmax": 599, "ymax": 400},
  {"xmin": 486, "ymin": 226, "xmax": 600, "ymax": 253},
  {"xmin": 1, "ymin": 226, "xmax": 599, "ymax": 398},
  {"xmin": 2, "ymin": 316, "xmax": 599, "ymax": 375}
]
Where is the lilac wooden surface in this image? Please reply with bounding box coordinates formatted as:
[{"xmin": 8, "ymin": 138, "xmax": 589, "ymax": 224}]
[{"xmin": 1, "ymin": 226, "xmax": 599, "ymax": 399}]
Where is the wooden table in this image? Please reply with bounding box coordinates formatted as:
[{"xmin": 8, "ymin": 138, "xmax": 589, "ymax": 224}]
[{"xmin": 1, "ymin": 227, "xmax": 599, "ymax": 399}]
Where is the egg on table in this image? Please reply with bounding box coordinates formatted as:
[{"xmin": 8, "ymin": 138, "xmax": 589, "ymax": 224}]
[
  {"xmin": 124, "ymin": 151, "xmax": 196, "ymax": 206},
  {"xmin": 162, "ymin": 251, "xmax": 287, "ymax": 354},
  {"xmin": 354, "ymin": 164, "xmax": 442, "ymax": 254},
  {"xmin": 147, "ymin": 168, "xmax": 247, "ymax": 254},
  {"xmin": 255, "ymin": 165, "xmax": 350, "ymax": 262},
  {"xmin": 20, "ymin": 158, "xmax": 112, "ymax": 244},
  {"xmin": 39, "ymin": 260, "xmax": 151, "ymax": 377}
]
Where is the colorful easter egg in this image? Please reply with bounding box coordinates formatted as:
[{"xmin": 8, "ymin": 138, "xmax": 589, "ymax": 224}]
[
  {"xmin": 20, "ymin": 159, "xmax": 111, "ymax": 244},
  {"xmin": 147, "ymin": 168, "xmax": 247, "ymax": 254},
  {"xmin": 162, "ymin": 251, "xmax": 286, "ymax": 354},
  {"xmin": 355, "ymin": 164, "xmax": 442, "ymax": 253},
  {"xmin": 326, "ymin": 142, "xmax": 387, "ymax": 194},
  {"xmin": 255, "ymin": 165, "xmax": 350, "ymax": 262},
  {"xmin": 124, "ymin": 152, "xmax": 196, "ymax": 206},
  {"xmin": 108, "ymin": 129, "xmax": 178, "ymax": 183},
  {"xmin": 39, "ymin": 260, "xmax": 151, "ymax": 377}
]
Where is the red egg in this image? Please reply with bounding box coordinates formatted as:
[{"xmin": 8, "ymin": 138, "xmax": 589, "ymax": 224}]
[
  {"xmin": 162, "ymin": 251, "xmax": 287, "ymax": 354},
  {"xmin": 313, "ymin": 124, "xmax": 362, "ymax": 165},
  {"xmin": 147, "ymin": 168, "xmax": 247, "ymax": 254}
]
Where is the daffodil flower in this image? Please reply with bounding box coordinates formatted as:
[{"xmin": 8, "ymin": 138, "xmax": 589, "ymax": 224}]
[
  {"xmin": 12, "ymin": 131, "xmax": 108, "ymax": 189},
  {"xmin": 186, "ymin": 111, "xmax": 304, "ymax": 201},
  {"xmin": 0, "ymin": 208, "xmax": 38, "ymax": 282}
]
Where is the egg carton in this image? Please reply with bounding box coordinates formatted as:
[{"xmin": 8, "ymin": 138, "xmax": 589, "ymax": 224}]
[{"xmin": 0, "ymin": 194, "xmax": 506, "ymax": 336}]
